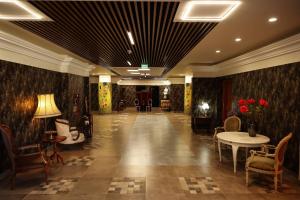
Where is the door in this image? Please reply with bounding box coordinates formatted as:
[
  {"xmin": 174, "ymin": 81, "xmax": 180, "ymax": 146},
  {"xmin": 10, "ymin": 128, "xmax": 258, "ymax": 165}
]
[{"xmin": 151, "ymin": 86, "xmax": 160, "ymax": 107}]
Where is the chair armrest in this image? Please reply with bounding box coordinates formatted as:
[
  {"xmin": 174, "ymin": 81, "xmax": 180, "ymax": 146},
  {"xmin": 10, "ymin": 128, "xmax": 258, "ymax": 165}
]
[
  {"xmin": 213, "ymin": 127, "xmax": 225, "ymax": 139},
  {"xmin": 70, "ymin": 130, "xmax": 80, "ymax": 141},
  {"xmin": 261, "ymin": 144, "xmax": 276, "ymax": 153},
  {"xmin": 18, "ymin": 144, "xmax": 40, "ymax": 151},
  {"xmin": 250, "ymin": 150, "xmax": 275, "ymax": 158},
  {"xmin": 70, "ymin": 126, "xmax": 77, "ymax": 131}
]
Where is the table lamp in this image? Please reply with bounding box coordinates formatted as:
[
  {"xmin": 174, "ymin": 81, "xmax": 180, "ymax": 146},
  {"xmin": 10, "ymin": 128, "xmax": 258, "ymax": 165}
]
[{"xmin": 34, "ymin": 94, "xmax": 62, "ymax": 139}]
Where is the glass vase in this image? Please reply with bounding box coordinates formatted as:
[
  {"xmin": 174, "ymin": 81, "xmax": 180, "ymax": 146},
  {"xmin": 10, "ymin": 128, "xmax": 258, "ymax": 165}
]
[{"xmin": 248, "ymin": 123, "xmax": 256, "ymax": 137}]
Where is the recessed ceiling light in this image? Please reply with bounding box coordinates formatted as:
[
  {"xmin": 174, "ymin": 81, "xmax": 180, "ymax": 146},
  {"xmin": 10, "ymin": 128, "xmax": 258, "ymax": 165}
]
[
  {"xmin": 235, "ymin": 37, "xmax": 242, "ymax": 42},
  {"xmin": 0, "ymin": 0, "xmax": 45, "ymax": 20},
  {"xmin": 268, "ymin": 17, "xmax": 278, "ymax": 23},
  {"xmin": 127, "ymin": 31, "xmax": 135, "ymax": 45},
  {"xmin": 216, "ymin": 50, "xmax": 221, "ymax": 53},
  {"xmin": 127, "ymin": 61, "xmax": 132, "ymax": 66},
  {"xmin": 180, "ymin": 1, "xmax": 241, "ymax": 22},
  {"xmin": 127, "ymin": 69, "xmax": 138, "ymax": 72},
  {"xmin": 138, "ymin": 68, "xmax": 150, "ymax": 71}
]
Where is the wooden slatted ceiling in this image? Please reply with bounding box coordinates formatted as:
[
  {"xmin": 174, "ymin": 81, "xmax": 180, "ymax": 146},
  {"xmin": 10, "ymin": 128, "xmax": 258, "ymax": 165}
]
[{"xmin": 14, "ymin": 1, "xmax": 217, "ymax": 75}]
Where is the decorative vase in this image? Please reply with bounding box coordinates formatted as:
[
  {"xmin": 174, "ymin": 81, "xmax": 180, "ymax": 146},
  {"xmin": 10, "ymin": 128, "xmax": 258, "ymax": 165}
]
[{"xmin": 248, "ymin": 123, "xmax": 256, "ymax": 137}]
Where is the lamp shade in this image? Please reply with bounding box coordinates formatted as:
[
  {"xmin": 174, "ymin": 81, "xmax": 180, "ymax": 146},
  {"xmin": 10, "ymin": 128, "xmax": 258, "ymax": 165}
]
[{"xmin": 34, "ymin": 94, "xmax": 62, "ymax": 118}]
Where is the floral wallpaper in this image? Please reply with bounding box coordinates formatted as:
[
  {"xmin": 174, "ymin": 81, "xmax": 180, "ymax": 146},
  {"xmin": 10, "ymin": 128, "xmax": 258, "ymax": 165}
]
[
  {"xmin": 0, "ymin": 59, "xmax": 87, "ymax": 171},
  {"xmin": 99, "ymin": 82, "xmax": 112, "ymax": 113},
  {"xmin": 184, "ymin": 83, "xmax": 192, "ymax": 114},
  {"xmin": 170, "ymin": 84, "xmax": 184, "ymax": 112}
]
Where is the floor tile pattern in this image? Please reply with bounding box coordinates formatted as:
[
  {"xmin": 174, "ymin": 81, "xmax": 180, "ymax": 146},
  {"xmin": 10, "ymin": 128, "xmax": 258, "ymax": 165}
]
[
  {"xmin": 179, "ymin": 177, "xmax": 220, "ymax": 194},
  {"xmin": 29, "ymin": 178, "xmax": 78, "ymax": 195},
  {"xmin": 108, "ymin": 177, "xmax": 146, "ymax": 194},
  {"xmin": 65, "ymin": 156, "xmax": 95, "ymax": 166}
]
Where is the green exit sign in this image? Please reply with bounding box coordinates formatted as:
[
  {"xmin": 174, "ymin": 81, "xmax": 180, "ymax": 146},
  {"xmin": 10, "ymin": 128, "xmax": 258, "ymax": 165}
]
[{"xmin": 141, "ymin": 64, "xmax": 148, "ymax": 68}]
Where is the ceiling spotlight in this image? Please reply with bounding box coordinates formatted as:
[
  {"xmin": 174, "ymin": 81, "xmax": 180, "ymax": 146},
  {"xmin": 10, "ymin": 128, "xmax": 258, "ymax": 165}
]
[
  {"xmin": 268, "ymin": 17, "xmax": 278, "ymax": 23},
  {"xmin": 127, "ymin": 69, "xmax": 138, "ymax": 72},
  {"xmin": 127, "ymin": 61, "xmax": 132, "ymax": 66},
  {"xmin": 127, "ymin": 31, "xmax": 135, "ymax": 45},
  {"xmin": 127, "ymin": 49, "xmax": 132, "ymax": 54},
  {"xmin": 216, "ymin": 50, "xmax": 221, "ymax": 53},
  {"xmin": 235, "ymin": 37, "xmax": 242, "ymax": 42}
]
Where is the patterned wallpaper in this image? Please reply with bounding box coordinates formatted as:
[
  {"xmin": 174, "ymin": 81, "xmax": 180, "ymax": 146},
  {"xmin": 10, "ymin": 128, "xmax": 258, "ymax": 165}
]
[
  {"xmin": 112, "ymin": 83, "xmax": 120, "ymax": 111},
  {"xmin": 99, "ymin": 82, "xmax": 112, "ymax": 113},
  {"xmin": 230, "ymin": 63, "xmax": 300, "ymax": 171},
  {"xmin": 192, "ymin": 78, "xmax": 223, "ymax": 128},
  {"xmin": 90, "ymin": 83, "xmax": 99, "ymax": 112},
  {"xmin": 0, "ymin": 60, "xmax": 87, "ymax": 171},
  {"xmin": 170, "ymin": 84, "xmax": 184, "ymax": 112},
  {"xmin": 120, "ymin": 85, "xmax": 136, "ymax": 107}
]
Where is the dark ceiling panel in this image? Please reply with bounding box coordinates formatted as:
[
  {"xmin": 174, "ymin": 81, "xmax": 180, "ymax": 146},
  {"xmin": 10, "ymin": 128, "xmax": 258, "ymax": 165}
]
[{"xmin": 14, "ymin": 1, "xmax": 217, "ymax": 75}]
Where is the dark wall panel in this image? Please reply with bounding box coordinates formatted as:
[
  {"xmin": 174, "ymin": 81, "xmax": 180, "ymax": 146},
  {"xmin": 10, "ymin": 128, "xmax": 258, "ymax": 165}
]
[
  {"xmin": 192, "ymin": 78, "xmax": 222, "ymax": 127},
  {"xmin": 170, "ymin": 84, "xmax": 184, "ymax": 112},
  {"xmin": 230, "ymin": 63, "xmax": 300, "ymax": 171}
]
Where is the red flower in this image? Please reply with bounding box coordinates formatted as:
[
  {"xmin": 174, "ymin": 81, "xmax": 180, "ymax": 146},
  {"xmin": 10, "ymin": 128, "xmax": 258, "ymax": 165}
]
[
  {"xmin": 247, "ymin": 98, "xmax": 256, "ymax": 104},
  {"xmin": 238, "ymin": 99, "xmax": 247, "ymax": 106},
  {"xmin": 259, "ymin": 99, "xmax": 268, "ymax": 107},
  {"xmin": 239, "ymin": 105, "xmax": 249, "ymax": 113}
]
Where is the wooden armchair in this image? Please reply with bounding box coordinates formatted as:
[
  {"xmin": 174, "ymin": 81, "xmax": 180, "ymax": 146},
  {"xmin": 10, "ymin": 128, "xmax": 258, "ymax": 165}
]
[
  {"xmin": 246, "ymin": 132, "xmax": 293, "ymax": 191},
  {"xmin": 0, "ymin": 124, "xmax": 48, "ymax": 189},
  {"xmin": 213, "ymin": 115, "xmax": 241, "ymax": 150}
]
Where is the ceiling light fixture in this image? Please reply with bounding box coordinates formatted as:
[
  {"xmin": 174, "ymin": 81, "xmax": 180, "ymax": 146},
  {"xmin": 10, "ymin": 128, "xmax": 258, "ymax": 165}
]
[
  {"xmin": 130, "ymin": 72, "xmax": 140, "ymax": 75},
  {"xmin": 127, "ymin": 31, "xmax": 135, "ymax": 45},
  {"xmin": 216, "ymin": 50, "xmax": 221, "ymax": 53},
  {"xmin": 235, "ymin": 37, "xmax": 242, "ymax": 42},
  {"xmin": 127, "ymin": 61, "xmax": 132, "ymax": 66},
  {"xmin": 0, "ymin": 0, "xmax": 44, "ymax": 20},
  {"xmin": 268, "ymin": 17, "xmax": 278, "ymax": 23},
  {"xmin": 138, "ymin": 68, "xmax": 150, "ymax": 71},
  {"xmin": 127, "ymin": 69, "xmax": 138, "ymax": 72},
  {"xmin": 180, "ymin": 1, "xmax": 241, "ymax": 22}
]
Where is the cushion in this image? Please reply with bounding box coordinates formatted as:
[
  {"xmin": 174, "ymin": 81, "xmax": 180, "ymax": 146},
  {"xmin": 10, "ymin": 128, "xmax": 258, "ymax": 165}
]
[{"xmin": 247, "ymin": 155, "xmax": 275, "ymax": 171}]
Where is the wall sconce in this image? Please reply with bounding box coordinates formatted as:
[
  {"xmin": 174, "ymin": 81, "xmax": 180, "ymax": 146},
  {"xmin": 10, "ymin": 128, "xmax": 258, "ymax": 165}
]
[
  {"xmin": 163, "ymin": 87, "xmax": 169, "ymax": 99},
  {"xmin": 198, "ymin": 101, "xmax": 210, "ymax": 117}
]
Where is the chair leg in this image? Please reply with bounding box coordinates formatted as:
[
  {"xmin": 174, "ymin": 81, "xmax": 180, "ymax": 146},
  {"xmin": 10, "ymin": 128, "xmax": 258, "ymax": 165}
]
[
  {"xmin": 44, "ymin": 165, "xmax": 49, "ymax": 185},
  {"xmin": 10, "ymin": 173, "xmax": 16, "ymax": 190},
  {"xmin": 274, "ymin": 174, "xmax": 278, "ymax": 191},
  {"xmin": 246, "ymin": 169, "xmax": 249, "ymax": 186}
]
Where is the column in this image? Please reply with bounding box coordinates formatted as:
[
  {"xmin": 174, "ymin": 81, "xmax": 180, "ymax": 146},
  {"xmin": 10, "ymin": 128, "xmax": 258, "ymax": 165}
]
[
  {"xmin": 98, "ymin": 75, "xmax": 112, "ymax": 114},
  {"xmin": 184, "ymin": 75, "xmax": 192, "ymax": 115}
]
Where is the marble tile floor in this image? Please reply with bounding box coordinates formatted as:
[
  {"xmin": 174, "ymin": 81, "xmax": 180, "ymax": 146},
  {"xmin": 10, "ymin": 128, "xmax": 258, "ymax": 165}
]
[{"xmin": 0, "ymin": 110, "xmax": 299, "ymax": 200}]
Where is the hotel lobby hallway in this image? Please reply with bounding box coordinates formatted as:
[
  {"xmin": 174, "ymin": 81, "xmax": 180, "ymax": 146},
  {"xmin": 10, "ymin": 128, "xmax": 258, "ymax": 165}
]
[{"xmin": 1, "ymin": 112, "xmax": 300, "ymax": 200}]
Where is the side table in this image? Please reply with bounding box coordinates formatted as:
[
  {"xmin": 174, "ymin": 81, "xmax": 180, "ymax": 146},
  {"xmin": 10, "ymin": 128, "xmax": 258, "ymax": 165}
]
[{"xmin": 43, "ymin": 131, "xmax": 66, "ymax": 165}]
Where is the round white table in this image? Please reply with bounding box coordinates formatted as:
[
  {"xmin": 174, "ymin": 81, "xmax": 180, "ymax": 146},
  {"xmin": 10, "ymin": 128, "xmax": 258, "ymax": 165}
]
[{"xmin": 217, "ymin": 131, "xmax": 270, "ymax": 173}]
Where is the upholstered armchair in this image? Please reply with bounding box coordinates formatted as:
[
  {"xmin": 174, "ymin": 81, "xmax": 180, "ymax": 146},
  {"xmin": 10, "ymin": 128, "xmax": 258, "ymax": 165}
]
[
  {"xmin": 213, "ymin": 115, "xmax": 241, "ymax": 150},
  {"xmin": 246, "ymin": 133, "xmax": 293, "ymax": 191},
  {"xmin": 0, "ymin": 124, "xmax": 48, "ymax": 189},
  {"xmin": 55, "ymin": 119, "xmax": 85, "ymax": 145}
]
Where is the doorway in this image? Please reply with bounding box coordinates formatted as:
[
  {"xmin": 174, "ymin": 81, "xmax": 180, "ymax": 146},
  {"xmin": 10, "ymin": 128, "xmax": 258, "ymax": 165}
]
[{"xmin": 151, "ymin": 86, "xmax": 160, "ymax": 107}]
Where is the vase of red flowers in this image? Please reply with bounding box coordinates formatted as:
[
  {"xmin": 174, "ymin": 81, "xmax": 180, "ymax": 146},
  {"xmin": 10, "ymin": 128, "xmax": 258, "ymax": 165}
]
[{"xmin": 238, "ymin": 98, "xmax": 269, "ymax": 137}]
